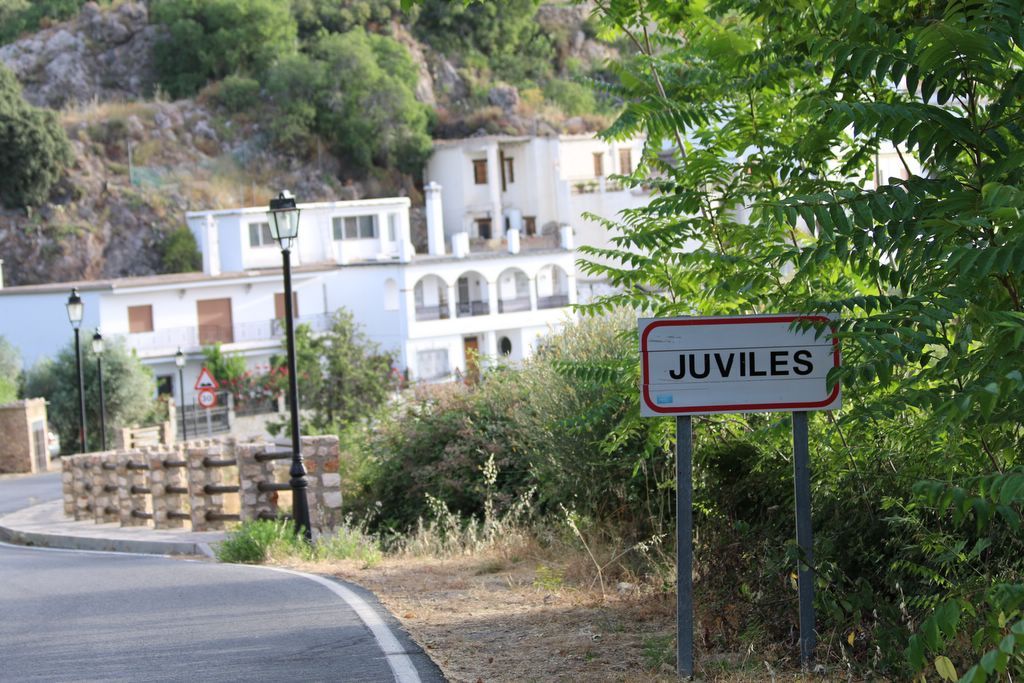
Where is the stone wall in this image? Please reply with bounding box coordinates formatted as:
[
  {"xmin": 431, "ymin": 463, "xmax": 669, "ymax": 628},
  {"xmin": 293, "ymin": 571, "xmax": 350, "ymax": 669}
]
[{"xmin": 0, "ymin": 399, "xmax": 50, "ymax": 474}]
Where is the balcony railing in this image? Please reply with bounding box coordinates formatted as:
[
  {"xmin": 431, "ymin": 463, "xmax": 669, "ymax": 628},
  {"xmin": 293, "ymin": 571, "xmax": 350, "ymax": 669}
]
[
  {"xmin": 498, "ymin": 296, "xmax": 532, "ymax": 313},
  {"xmin": 124, "ymin": 313, "xmax": 334, "ymax": 353},
  {"xmin": 537, "ymin": 294, "xmax": 570, "ymax": 309},
  {"xmin": 456, "ymin": 300, "xmax": 490, "ymax": 317},
  {"xmin": 415, "ymin": 304, "xmax": 450, "ymax": 321}
]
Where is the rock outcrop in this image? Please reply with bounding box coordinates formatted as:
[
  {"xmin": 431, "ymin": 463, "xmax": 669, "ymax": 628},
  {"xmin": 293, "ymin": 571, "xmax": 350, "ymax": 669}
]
[{"xmin": 0, "ymin": 2, "xmax": 159, "ymax": 109}]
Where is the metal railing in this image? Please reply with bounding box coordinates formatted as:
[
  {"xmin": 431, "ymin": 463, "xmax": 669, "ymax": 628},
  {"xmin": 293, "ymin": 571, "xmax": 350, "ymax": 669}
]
[
  {"xmin": 124, "ymin": 313, "xmax": 334, "ymax": 353},
  {"xmin": 456, "ymin": 300, "xmax": 490, "ymax": 317},
  {"xmin": 498, "ymin": 296, "xmax": 532, "ymax": 313},
  {"xmin": 415, "ymin": 304, "xmax": 450, "ymax": 321},
  {"xmin": 537, "ymin": 294, "xmax": 571, "ymax": 309}
]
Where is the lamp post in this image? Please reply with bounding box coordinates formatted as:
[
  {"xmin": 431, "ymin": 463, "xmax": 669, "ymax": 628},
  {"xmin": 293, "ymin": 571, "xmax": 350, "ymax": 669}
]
[
  {"xmin": 92, "ymin": 331, "xmax": 107, "ymax": 451},
  {"xmin": 175, "ymin": 348, "xmax": 187, "ymax": 442},
  {"xmin": 66, "ymin": 289, "xmax": 87, "ymax": 453},
  {"xmin": 266, "ymin": 190, "xmax": 312, "ymax": 541}
]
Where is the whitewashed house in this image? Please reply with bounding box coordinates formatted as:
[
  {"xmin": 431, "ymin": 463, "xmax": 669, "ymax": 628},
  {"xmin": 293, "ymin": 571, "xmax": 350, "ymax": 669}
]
[
  {"xmin": 0, "ymin": 194, "xmax": 576, "ymax": 404},
  {"xmin": 424, "ymin": 133, "xmax": 651, "ymax": 302}
]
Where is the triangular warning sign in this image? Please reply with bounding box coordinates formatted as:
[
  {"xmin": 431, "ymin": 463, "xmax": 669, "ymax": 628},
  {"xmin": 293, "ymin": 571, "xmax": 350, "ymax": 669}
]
[{"xmin": 194, "ymin": 367, "xmax": 220, "ymax": 391}]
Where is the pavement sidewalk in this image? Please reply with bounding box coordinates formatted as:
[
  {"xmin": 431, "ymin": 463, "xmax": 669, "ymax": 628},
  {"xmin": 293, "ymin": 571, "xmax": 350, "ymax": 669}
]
[{"xmin": 0, "ymin": 500, "xmax": 225, "ymax": 557}]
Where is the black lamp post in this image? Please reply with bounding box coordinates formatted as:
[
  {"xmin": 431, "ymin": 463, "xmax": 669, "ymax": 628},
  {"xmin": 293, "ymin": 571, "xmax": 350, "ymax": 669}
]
[
  {"xmin": 92, "ymin": 331, "xmax": 107, "ymax": 451},
  {"xmin": 266, "ymin": 190, "xmax": 312, "ymax": 541},
  {"xmin": 175, "ymin": 348, "xmax": 187, "ymax": 442},
  {"xmin": 66, "ymin": 288, "xmax": 87, "ymax": 453}
]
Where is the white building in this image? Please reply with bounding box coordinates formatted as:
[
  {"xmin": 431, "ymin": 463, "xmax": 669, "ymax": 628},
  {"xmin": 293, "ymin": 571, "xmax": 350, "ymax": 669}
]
[
  {"xmin": 0, "ymin": 195, "xmax": 576, "ymax": 403},
  {"xmin": 424, "ymin": 133, "xmax": 651, "ymax": 301}
]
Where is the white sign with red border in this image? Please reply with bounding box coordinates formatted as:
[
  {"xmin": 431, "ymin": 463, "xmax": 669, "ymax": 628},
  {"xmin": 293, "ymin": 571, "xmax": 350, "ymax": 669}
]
[
  {"xmin": 194, "ymin": 367, "xmax": 220, "ymax": 391},
  {"xmin": 196, "ymin": 389, "xmax": 218, "ymax": 409},
  {"xmin": 639, "ymin": 315, "xmax": 841, "ymax": 416}
]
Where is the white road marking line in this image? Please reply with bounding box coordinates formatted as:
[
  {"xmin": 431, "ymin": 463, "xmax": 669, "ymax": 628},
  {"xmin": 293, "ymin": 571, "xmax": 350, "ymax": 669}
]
[
  {"xmin": 0, "ymin": 540, "xmax": 421, "ymax": 682},
  {"xmin": 259, "ymin": 565, "xmax": 422, "ymax": 683}
]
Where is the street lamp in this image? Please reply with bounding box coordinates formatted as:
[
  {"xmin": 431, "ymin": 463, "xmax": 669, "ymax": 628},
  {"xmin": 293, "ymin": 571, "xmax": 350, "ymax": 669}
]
[
  {"xmin": 175, "ymin": 348, "xmax": 187, "ymax": 442},
  {"xmin": 92, "ymin": 331, "xmax": 107, "ymax": 451},
  {"xmin": 66, "ymin": 288, "xmax": 87, "ymax": 453},
  {"xmin": 266, "ymin": 190, "xmax": 312, "ymax": 541}
]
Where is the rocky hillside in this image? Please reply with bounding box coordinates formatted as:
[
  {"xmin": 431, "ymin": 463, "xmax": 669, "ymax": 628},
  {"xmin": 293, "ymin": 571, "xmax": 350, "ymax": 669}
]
[{"xmin": 0, "ymin": 1, "xmax": 616, "ymax": 287}]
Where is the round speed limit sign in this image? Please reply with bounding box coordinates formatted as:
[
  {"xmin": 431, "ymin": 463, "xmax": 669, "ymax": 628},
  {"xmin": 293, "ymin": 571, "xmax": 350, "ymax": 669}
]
[{"xmin": 197, "ymin": 389, "xmax": 217, "ymax": 409}]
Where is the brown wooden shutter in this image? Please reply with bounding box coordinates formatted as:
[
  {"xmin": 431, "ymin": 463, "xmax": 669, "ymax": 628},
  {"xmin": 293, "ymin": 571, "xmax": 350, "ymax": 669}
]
[
  {"xmin": 274, "ymin": 292, "xmax": 299, "ymax": 320},
  {"xmin": 196, "ymin": 298, "xmax": 234, "ymax": 344},
  {"xmin": 127, "ymin": 305, "xmax": 154, "ymax": 333},
  {"xmin": 473, "ymin": 159, "xmax": 488, "ymax": 184},
  {"xmin": 593, "ymin": 152, "xmax": 604, "ymax": 177},
  {"xmin": 618, "ymin": 148, "xmax": 632, "ymax": 174}
]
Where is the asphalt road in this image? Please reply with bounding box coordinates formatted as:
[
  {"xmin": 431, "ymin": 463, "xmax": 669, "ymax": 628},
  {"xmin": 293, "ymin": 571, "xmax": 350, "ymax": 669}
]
[
  {"xmin": 0, "ymin": 471, "xmax": 443, "ymax": 682},
  {"xmin": 0, "ymin": 470, "xmax": 61, "ymax": 515}
]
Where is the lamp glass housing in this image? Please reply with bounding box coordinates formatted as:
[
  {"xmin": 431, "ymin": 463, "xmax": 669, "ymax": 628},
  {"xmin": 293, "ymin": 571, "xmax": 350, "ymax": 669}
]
[
  {"xmin": 66, "ymin": 289, "xmax": 84, "ymax": 329},
  {"xmin": 91, "ymin": 332, "xmax": 104, "ymax": 355},
  {"xmin": 266, "ymin": 191, "xmax": 300, "ymax": 250},
  {"xmin": 175, "ymin": 348, "xmax": 186, "ymax": 368}
]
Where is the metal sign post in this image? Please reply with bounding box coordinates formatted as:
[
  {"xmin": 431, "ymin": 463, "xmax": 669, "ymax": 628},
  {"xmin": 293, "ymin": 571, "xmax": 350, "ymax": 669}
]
[
  {"xmin": 676, "ymin": 415, "xmax": 694, "ymax": 678},
  {"xmin": 638, "ymin": 315, "xmax": 840, "ymax": 676},
  {"xmin": 792, "ymin": 411, "xmax": 815, "ymax": 667}
]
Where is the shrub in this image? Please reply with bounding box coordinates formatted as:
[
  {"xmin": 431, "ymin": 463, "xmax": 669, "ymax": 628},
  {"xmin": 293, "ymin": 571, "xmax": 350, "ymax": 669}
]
[
  {"xmin": 216, "ymin": 519, "xmax": 308, "ymax": 563},
  {"xmin": 159, "ymin": 226, "xmax": 202, "ymax": 273},
  {"xmin": 543, "ymin": 78, "xmax": 597, "ymax": 117},
  {"xmin": 0, "ymin": 64, "xmax": 72, "ymax": 208},
  {"xmin": 151, "ymin": 0, "xmax": 297, "ymax": 98},
  {"xmin": 211, "ymin": 75, "xmax": 261, "ymax": 113},
  {"xmin": 0, "ymin": 0, "xmax": 88, "ymax": 46},
  {"xmin": 0, "ymin": 336, "xmax": 21, "ymax": 404}
]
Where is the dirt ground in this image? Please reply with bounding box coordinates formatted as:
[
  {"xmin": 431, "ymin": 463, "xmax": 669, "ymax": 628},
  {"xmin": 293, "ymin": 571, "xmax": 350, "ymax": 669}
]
[{"xmin": 279, "ymin": 552, "xmax": 859, "ymax": 682}]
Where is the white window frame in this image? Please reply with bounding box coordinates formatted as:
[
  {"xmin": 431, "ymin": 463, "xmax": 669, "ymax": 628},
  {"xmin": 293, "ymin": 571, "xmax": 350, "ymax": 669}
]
[
  {"xmin": 332, "ymin": 215, "xmax": 378, "ymax": 240},
  {"xmin": 248, "ymin": 221, "xmax": 274, "ymax": 248}
]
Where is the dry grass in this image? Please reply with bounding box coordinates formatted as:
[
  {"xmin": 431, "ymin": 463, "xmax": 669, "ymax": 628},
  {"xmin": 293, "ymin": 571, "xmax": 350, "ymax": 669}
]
[{"xmin": 61, "ymin": 97, "xmax": 156, "ymax": 126}]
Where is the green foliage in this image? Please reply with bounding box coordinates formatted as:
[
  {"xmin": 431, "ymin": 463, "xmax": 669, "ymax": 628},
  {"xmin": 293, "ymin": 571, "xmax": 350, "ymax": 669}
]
[
  {"xmin": 291, "ymin": 0, "xmax": 407, "ymax": 39},
  {"xmin": 263, "ymin": 53, "xmax": 325, "ymax": 148},
  {"xmin": 159, "ymin": 226, "xmax": 202, "ymax": 273},
  {"xmin": 201, "ymin": 343, "xmax": 247, "ymax": 386},
  {"xmin": 291, "ymin": 309, "xmax": 396, "ymax": 434},
  {"xmin": 543, "ymin": 78, "xmax": 598, "ymax": 117},
  {"xmin": 308, "ymin": 29, "xmax": 432, "ymax": 173},
  {"xmin": 209, "ymin": 75, "xmax": 261, "ymax": 113},
  {"xmin": 0, "ymin": 336, "xmax": 21, "ymax": 404},
  {"xmin": 216, "ymin": 519, "xmax": 307, "ymax": 563},
  {"xmin": 0, "ymin": 0, "xmax": 90, "ymax": 45},
  {"xmin": 0, "ymin": 64, "xmax": 72, "ymax": 208},
  {"xmin": 23, "ymin": 337, "xmax": 157, "ymax": 453},
  {"xmin": 576, "ymin": 0, "xmax": 1024, "ymax": 674},
  {"xmin": 414, "ymin": 0, "xmax": 553, "ymax": 83},
  {"xmin": 151, "ymin": 0, "xmax": 298, "ymax": 98}
]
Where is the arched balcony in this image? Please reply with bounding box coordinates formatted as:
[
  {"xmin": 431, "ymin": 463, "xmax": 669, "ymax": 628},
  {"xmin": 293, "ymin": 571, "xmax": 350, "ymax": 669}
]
[
  {"xmin": 414, "ymin": 275, "xmax": 449, "ymax": 321},
  {"xmin": 497, "ymin": 267, "xmax": 531, "ymax": 313},
  {"xmin": 455, "ymin": 270, "xmax": 490, "ymax": 317},
  {"xmin": 536, "ymin": 264, "xmax": 571, "ymax": 309}
]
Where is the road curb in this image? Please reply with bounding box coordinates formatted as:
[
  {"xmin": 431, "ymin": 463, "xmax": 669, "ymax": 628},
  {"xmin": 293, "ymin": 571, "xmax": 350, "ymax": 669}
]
[{"xmin": 0, "ymin": 521, "xmax": 217, "ymax": 557}]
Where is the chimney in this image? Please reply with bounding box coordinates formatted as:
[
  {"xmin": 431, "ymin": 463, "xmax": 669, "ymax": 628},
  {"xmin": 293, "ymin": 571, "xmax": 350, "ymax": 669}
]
[
  {"xmin": 202, "ymin": 214, "xmax": 221, "ymax": 276},
  {"xmin": 424, "ymin": 181, "xmax": 446, "ymax": 256}
]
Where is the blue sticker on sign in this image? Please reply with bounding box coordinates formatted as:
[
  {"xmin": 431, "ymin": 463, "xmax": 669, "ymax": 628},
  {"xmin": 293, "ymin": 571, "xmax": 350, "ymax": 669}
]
[{"xmin": 655, "ymin": 394, "xmax": 673, "ymax": 405}]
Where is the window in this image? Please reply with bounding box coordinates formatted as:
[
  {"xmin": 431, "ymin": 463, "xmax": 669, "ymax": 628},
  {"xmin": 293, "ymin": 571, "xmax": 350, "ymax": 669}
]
[
  {"xmin": 196, "ymin": 298, "xmax": 233, "ymax": 344},
  {"xmin": 274, "ymin": 292, "xmax": 299, "ymax": 320},
  {"xmin": 618, "ymin": 148, "xmax": 633, "ymax": 174},
  {"xmin": 248, "ymin": 222, "xmax": 274, "ymax": 247},
  {"xmin": 523, "ymin": 216, "xmax": 537, "ymax": 236},
  {"xmin": 156, "ymin": 375, "xmax": 173, "ymax": 396},
  {"xmin": 417, "ymin": 349, "xmax": 450, "ymax": 380},
  {"xmin": 499, "ymin": 336, "xmax": 512, "ymax": 356},
  {"xmin": 127, "ymin": 305, "xmax": 153, "ymax": 333},
  {"xmin": 387, "ymin": 213, "xmax": 398, "ymax": 241},
  {"xmin": 501, "ymin": 154, "xmax": 514, "ymax": 191},
  {"xmin": 593, "ymin": 152, "xmax": 604, "ymax": 177},
  {"xmin": 475, "ymin": 218, "xmax": 492, "ymax": 240},
  {"xmin": 332, "ymin": 215, "xmax": 377, "ymax": 240},
  {"xmin": 473, "ymin": 159, "xmax": 488, "ymax": 184}
]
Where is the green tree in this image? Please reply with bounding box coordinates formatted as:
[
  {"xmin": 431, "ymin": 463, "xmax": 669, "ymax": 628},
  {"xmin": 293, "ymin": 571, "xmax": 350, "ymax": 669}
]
[
  {"xmin": 290, "ymin": 309, "xmax": 396, "ymax": 434},
  {"xmin": 0, "ymin": 0, "xmax": 88, "ymax": 46},
  {"xmin": 0, "ymin": 336, "xmax": 21, "ymax": 403},
  {"xmin": 159, "ymin": 226, "xmax": 202, "ymax": 273},
  {"xmin": 151, "ymin": 0, "xmax": 298, "ymax": 98},
  {"xmin": 23, "ymin": 337, "xmax": 157, "ymax": 453},
  {"xmin": 0, "ymin": 64, "xmax": 71, "ymax": 208},
  {"xmin": 414, "ymin": 0, "xmax": 553, "ymax": 83},
  {"xmin": 579, "ymin": 0, "xmax": 1024, "ymax": 676},
  {"xmin": 309, "ymin": 29, "xmax": 432, "ymax": 174}
]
